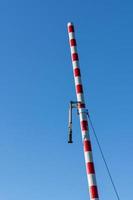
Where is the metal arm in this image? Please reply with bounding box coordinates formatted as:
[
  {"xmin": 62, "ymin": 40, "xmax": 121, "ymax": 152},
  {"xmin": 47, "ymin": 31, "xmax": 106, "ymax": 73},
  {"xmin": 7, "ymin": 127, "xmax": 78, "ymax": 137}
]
[
  {"xmin": 68, "ymin": 101, "xmax": 73, "ymax": 143},
  {"xmin": 68, "ymin": 101, "xmax": 79, "ymax": 143}
]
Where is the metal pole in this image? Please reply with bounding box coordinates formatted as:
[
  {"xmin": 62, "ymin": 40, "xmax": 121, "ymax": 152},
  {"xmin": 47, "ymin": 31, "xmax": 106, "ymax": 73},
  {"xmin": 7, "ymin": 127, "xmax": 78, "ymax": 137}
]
[
  {"xmin": 68, "ymin": 101, "xmax": 73, "ymax": 143},
  {"xmin": 67, "ymin": 22, "xmax": 99, "ymax": 200}
]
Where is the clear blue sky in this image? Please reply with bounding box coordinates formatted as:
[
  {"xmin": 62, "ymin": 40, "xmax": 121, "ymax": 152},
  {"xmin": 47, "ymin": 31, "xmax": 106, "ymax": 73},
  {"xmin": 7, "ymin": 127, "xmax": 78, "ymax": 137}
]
[{"xmin": 0, "ymin": 0, "xmax": 133, "ymax": 199}]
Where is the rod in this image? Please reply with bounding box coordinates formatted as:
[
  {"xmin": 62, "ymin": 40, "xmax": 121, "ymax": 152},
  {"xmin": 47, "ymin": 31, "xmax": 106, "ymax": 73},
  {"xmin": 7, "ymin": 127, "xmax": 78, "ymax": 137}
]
[
  {"xmin": 68, "ymin": 101, "xmax": 73, "ymax": 143},
  {"xmin": 67, "ymin": 22, "xmax": 99, "ymax": 200}
]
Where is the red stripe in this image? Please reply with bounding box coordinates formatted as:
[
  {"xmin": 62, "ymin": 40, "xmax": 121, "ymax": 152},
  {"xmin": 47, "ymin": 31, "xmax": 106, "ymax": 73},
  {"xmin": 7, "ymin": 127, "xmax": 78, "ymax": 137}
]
[
  {"xmin": 74, "ymin": 68, "xmax": 80, "ymax": 77},
  {"xmin": 70, "ymin": 39, "xmax": 76, "ymax": 46},
  {"xmin": 77, "ymin": 102, "xmax": 85, "ymax": 108},
  {"xmin": 81, "ymin": 120, "xmax": 88, "ymax": 131},
  {"xmin": 86, "ymin": 162, "xmax": 95, "ymax": 174},
  {"xmin": 72, "ymin": 53, "xmax": 79, "ymax": 61},
  {"xmin": 68, "ymin": 25, "xmax": 74, "ymax": 32},
  {"xmin": 76, "ymin": 84, "xmax": 83, "ymax": 93},
  {"xmin": 84, "ymin": 140, "xmax": 92, "ymax": 151},
  {"xmin": 90, "ymin": 186, "xmax": 98, "ymax": 198}
]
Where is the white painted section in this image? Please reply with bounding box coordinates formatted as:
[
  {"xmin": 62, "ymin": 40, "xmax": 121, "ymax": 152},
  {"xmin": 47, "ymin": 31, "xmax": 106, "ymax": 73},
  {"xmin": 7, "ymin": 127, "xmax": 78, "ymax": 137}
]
[
  {"xmin": 67, "ymin": 22, "xmax": 73, "ymax": 26},
  {"xmin": 72, "ymin": 61, "xmax": 79, "ymax": 69},
  {"xmin": 87, "ymin": 174, "xmax": 97, "ymax": 186},
  {"xmin": 74, "ymin": 76, "xmax": 82, "ymax": 85},
  {"xmin": 91, "ymin": 198, "xmax": 99, "ymax": 200},
  {"xmin": 84, "ymin": 151, "xmax": 93, "ymax": 163},
  {"xmin": 79, "ymin": 111, "xmax": 87, "ymax": 121},
  {"xmin": 81, "ymin": 131, "xmax": 90, "ymax": 141},
  {"xmin": 78, "ymin": 108, "xmax": 87, "ymax": 113},
  {"xmin": 70, "ymin": 46, "xmax": 77, "ymax": 53},
  {"xmin": 68, "ymin": 32, "xmax": 74, "ymax": 40},
  {"xmin": 77, "ymin": 93, "xmax": 84, "ymax": 102}
]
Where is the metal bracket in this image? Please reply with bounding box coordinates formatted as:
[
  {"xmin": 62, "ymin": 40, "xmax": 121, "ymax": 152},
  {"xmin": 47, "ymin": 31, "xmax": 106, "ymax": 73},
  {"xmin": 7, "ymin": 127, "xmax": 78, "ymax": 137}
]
[
  {"xmin": 68, "ymin": 101, "xmax": 80, "ymax": 143},
  {"xmin": 68, "ymin": 101, "xmax": 89, "ymax": 143},
  {"xmin": 68, "ymin": 101, "xmax": 78, "ymax": 143}
]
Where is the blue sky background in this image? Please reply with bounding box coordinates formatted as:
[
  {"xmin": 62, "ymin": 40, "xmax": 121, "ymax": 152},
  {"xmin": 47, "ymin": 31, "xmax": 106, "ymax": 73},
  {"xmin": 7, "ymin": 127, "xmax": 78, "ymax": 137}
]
[{"xmin": 0, "ymin": 0, "xmax": 133, "ymax": 199}]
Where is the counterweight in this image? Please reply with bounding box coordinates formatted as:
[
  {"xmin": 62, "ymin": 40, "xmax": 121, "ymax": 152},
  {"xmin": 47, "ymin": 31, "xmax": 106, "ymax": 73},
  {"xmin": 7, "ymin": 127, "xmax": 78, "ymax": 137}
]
[{"xmin": 67, "ymin": 22, "xmax": 99, "ymax": 200}]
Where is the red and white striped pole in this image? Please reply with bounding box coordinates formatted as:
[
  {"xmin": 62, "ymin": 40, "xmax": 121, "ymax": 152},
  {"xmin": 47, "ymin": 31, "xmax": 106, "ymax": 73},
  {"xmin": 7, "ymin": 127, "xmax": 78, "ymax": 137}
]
[{"xmin": 67, "ymin": 22, "xmax": 99, "ymax": 200}]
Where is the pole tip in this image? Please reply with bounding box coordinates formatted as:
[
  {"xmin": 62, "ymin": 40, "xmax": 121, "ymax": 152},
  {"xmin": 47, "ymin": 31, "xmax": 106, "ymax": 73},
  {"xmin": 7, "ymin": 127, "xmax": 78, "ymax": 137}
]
[{"xmin": 67, "ymin": 22, "xmax": 73, "ymax": 27}]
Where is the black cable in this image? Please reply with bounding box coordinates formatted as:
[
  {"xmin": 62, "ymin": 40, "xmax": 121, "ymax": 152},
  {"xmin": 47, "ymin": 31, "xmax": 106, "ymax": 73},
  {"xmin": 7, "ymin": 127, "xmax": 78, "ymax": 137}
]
[{"xmin": 87, "ymin": 112, "xmax": 120, "ymax": 200}]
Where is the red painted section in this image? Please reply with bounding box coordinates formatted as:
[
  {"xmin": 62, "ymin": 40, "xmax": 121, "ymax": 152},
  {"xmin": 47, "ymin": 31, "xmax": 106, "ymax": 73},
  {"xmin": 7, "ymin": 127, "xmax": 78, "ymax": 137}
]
[
  {"xmin": 76, "ymin": 84, "xmax": 83, "ymax": 93},
  {"xmin": 84, "ymin": 140, "xmax": 92, "ymax": 152},
  {"xmin": 72, "ymin": 53, "xmax": 79, "ymax": 61},
  {"xmin": 81, "ymin": 120, "xmax": 88, "ymax": 131},
  {"xmin": 70, "ymin": 39, "xmax": 76, "ymax": 46},
  {"xmin": 86, "ymin": 162, "xmax": 95, "ymax": 174},
  {"xmin": 68, "ymin": 25, "xmax": 74, "ymax": 32},
  {"xmin": 90, "ymin": 186, "xmax": 99, "ymax": 198},
  {"xmin": 74, "ymin": 68, "xmax": 80, "ymax": 77},
  {"xmin": 77, "ymin": 102, "xmax": 85, "ymax": 108}
]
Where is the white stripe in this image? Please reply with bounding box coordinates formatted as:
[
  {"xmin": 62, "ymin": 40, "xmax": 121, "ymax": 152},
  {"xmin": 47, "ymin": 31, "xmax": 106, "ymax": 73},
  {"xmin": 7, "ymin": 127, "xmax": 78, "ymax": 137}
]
[
  {"xmin": 74, "ymin": 76, "xmax": 82, "ymax": 85},
  {"xmin": 72, "ymin": 61, "xmax": 79, "ymax": 69},
  {"xmin": 78, "ymin": 108, "xmax": 87, "ymax": 113},
  {"xmin": 67, "ymin": 22, "xmax": 73, "ymax": 26},
  {"xmin": 84, "ymin": 151, "xmax": 93, "ymax": 163},
  {"xmin": 90, "ymin": 198, "xmax": 99, "ymax": 200},
  {"xmin": 81, "ymin": 131, "xmax": 90, "ymax": 141},
  {"xmin": 68, "ymin": 32, "xmax": 75, "ymax": 40},
  {"xmin": 70, "ymin": 46, "xmax": 77, "ymax": 53},
  {"xmin": 77, "ymin": 93, "xmax": 84, "ymax": 102},
  {"xmin": 79, "ymin": 111, "xmax": 87, "ymax": 121},
  {"xmin": 87, "ymin": 174, "xmax": 97, "ymax": 186}
]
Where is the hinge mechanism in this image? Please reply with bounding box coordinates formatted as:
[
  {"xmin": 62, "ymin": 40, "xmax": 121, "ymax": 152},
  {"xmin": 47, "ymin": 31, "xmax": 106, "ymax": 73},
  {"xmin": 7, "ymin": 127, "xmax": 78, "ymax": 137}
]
[{"xmin": 68, "ymin": 101, "xmax": 79, "ymax": 143}]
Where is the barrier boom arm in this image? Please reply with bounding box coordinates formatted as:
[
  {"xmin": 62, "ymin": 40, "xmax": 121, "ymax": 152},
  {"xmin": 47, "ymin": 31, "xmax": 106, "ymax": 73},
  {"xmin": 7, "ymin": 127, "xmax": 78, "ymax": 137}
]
[{"xmin": 67, "ymin": 22, "xmax": 99, "ymax": 200}]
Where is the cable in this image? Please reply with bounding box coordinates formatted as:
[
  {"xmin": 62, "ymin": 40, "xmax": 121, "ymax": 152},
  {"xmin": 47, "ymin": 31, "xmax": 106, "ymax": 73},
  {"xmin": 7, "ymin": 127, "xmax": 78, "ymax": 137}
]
[{"xmin": 87, "ymin": 112, "xmax": 121, "ymax": 200}]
